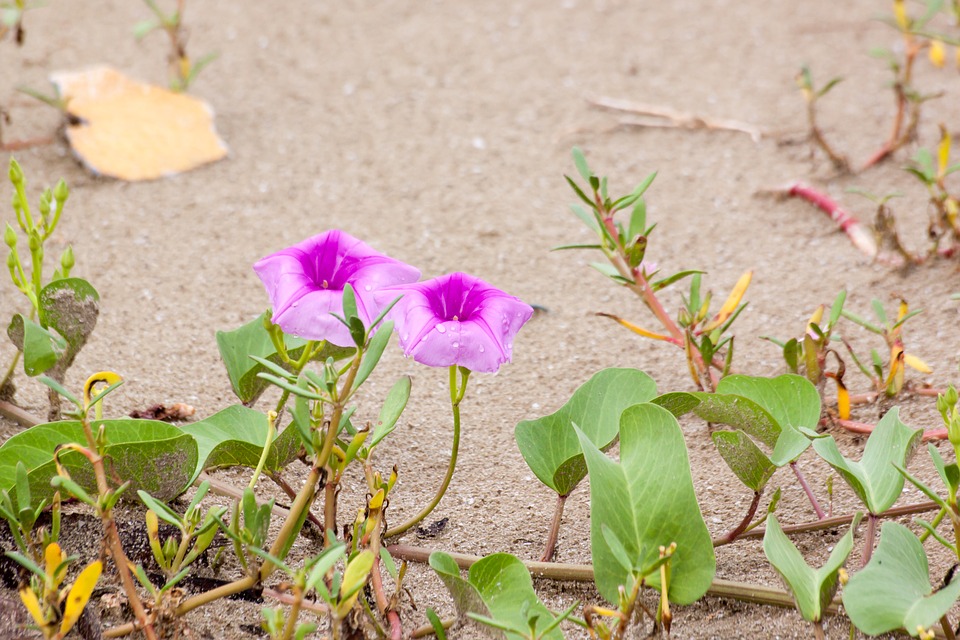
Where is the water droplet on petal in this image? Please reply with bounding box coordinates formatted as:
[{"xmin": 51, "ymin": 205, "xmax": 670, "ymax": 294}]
[
  {"xmin": 452, "ymin": 342, "xmax": 459, "ymax": 348},
  {"xmin": 437, "ymin": 325, "xmax": 446, "ymax": 334},
  {"xmin": 402, "ymin": 333, "xmax": 409, "ymax": 341},
  {"xmin": 291, "ymin": 301, "xmax": 299, "ymax": 307},
  {"xmin": 478, "ymin": 345, "xmax": 485, "ymax": 353},
  {"xmin": 364, "ymin": 284, "xmax": 372, "ymax": 292}
]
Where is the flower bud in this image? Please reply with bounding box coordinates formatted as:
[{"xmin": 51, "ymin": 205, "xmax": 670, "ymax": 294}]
[
  {"xmin": 60, "ymin": 245, "xmax": 75, "ymax": 272},
  {"xmin": 53, "ymin": 179, "xmax": 68, "ymax": 204},
  {"xmin": 27, "ymin": 229, "xmax": 41, "ymax": 252},
  {"xmin": 4, "ymin": 223, "xmax": 16, "ymax": 249},
  {"xmin": 39, "ymin": 189, "xmax": 51, "ymax": 216},
  {"xmin": 8, "ymin": 158, "xmax": 24, "ymax": 186},
  {"xmin": 947, "ymin": 385, "xmax": 958, "ymax": 407}
]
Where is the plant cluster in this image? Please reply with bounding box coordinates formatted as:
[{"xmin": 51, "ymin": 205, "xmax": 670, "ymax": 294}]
[{"xmin": 2, "ymin": 150, "xmax": 960, "ymax": 640}]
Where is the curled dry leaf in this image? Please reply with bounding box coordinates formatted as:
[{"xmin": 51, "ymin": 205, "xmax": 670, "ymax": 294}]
[
  {"xmin": 51, "ymin": 66, "xmax": 228, "ymax": 181},
  {"xmin": 128, "ymin": 403, "xmax": 196, "ymax": 421}
]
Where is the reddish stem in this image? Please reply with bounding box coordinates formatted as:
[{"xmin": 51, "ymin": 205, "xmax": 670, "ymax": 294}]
[
  {"xmin": 862, "ymin": 513, "xmax": 878, "ymax": 567},
  {"xmin": 714, "ymin": 491, "xmax": 762, "ymax": 545},
  {"xmin": 791, "ymin": 461, "xmax": 826, "ymax": 520},
  {"xmin": 783, "ymin": 182, "xmax": 877, "ymax": 258},
  {"xmin": 541, "ymin": 493, "xmax": 568, "ymax": 562},
  {"xmin": 832, "ymin": 418, "xmax": 947, "ymax": 442}
]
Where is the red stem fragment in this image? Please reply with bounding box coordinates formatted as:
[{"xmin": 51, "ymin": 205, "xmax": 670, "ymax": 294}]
[
  {"xmin": 831, "ymin": 418, "xmax": 947, "ymax": 442},
  {"xmin": 782, "ymin": 182, "xmax": 877, "ymax": 259}
]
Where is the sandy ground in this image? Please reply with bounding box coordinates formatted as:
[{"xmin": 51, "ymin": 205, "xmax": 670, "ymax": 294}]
[{"xmin": 3, "ymin": 1, "xmax": 960, "ymax": 638}]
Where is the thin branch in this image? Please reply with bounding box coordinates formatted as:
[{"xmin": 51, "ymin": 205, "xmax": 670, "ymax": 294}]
[
  {"xmin": 386, "ymin": 544, "xmax": 842, "ymax": 615},
  {"xmin": 587, "ymin": 95, "xmax": 766, "ymax": 142}
]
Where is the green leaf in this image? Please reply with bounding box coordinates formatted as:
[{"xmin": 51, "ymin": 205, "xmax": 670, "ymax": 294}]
[
  {"xmin": 368, "ymin": 376, "xmax": 410, "ymax": 448},
  {"xmin": 762, "ymin": 515, "xmax": 856, "ymax": 622},
  {"xmin": 7, "ymin": 314, "xmax": 66, "ymax": 376},
  {"xmin": 429, "ymin": 552, "xmax": 490, "ymax": 623},
  {"xmin": 354, "ymin": 321, "xmax": 393, "ymax": 390},
  {"xmin": 567, "ymin": 204, "xmax": 600, "ymax": 233},
  {"xmin": 181, "ymin": 405, "xmax": 299, "ymax": 484},
  {"xmin": 575, "ymin": 404, "xmax": 715, "ymax": 604},
  {"xmin": 711, "ymin": 430, "xmax": 776, "ymax": 491},
  {"xmin": 216, "ymin": 312, "xmax": 353, "ymax": 404},
  {"xmin": 810, "ymin": 407, "xmax": 921, "ymax": 513},
  {"xmin": 515, "ymin": 368, "xmax": 657, "ymax": 496},
  {"xmin": 0, "ymin": 420, "xmax": 197, "ymax": 508},
  {"xmin": 430, "ymin": 552, "xmax": 564, "ymax": 639},
  {"xmin": 571, "ymin": 147, "xmax": 592, "ymax": 182},
  {"xmin": 844, "ymin": 522, "xmax": 960, "ymax": 636},
  {"xmin": 651, "ymin": 270, "xmax": 704, "ymax": 293},
  {"xmin": 715, "ymin": 374, "xmax": 820, "ymax": 465},
  {"xmin": 588, "ymin": 262, "xmax": 632, "ymax": 284},
  {"xmin": 38, "ymin": 278, "xmax": 99, "ymax": 349}
]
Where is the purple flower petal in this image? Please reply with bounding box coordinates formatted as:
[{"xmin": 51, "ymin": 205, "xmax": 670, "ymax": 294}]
[
  {"xmin": 378, "ymin": 272, "xmax": 533, "ymax": 373},
  {"xmin": 254, "ymin": 230, "xmax": 420, "ymax": 346}
]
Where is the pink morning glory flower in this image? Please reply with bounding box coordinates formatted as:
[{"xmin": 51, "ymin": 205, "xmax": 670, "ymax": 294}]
[
  {"xmin": 254, "ymin": 230, "xmax": 420, "ymax": 347},
  {"xmin": 377, "ymin": 272, "xmax": 533, "ymax": 373}
]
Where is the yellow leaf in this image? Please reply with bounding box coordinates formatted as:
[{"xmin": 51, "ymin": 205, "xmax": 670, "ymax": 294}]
[
  {"xmin": 59, "ymin": 560, "xmax": 102, "ymax": 637},
  {"xmin": 368, "ymin": 488, "xmax": 385, "ymax": 511},
  {"xmin": 18, "ymin": 586, "xmax": 47, "ymax": 631},
  {"xmin": 702, "ymin": 270, "xmax": 752, "ymax": 332},
  {"xmin": 893, "ymin": 0, "xmax": 909, "ymax": 30},
  {"xmin": 938, "ymin": 125, "xmax": 951, "ymax": 178},
  {"xmin": 44, "ymin": 543, "xmax": 66, "ymax": 588},
  {"xmin": 835, "ymin": 378, "xmax": 850, "ymax": 420},
  {"xmin": 50, "ymin": 66, "xmax": 228, "ymax": 182},
  {"xmin": 596, "ymin": 313, "xmax": 673, "ymax": 342},
  {"xmin": 904, "ymin": 353, "xmax": 932, "ymax": 374},
  {"xmin": 930, "ymin": 40, "xmax": 947, "ymax": 68},
  {"xmin": 885, "ymin": 345, "xmax": 905, "ymax": 395}
]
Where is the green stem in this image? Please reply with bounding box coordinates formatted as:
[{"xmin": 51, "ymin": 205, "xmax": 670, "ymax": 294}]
[
  {"xmin": 248, "ymin": 411, "xmax": 277, "ymax": 490},
  {"xmin": 386, "ymin": 543, "xmax": 844, "ymax": 615},
  {"xmin": 385, "ymin": 366, "xmax": 467, "ymax": 538},
  {"xmin": 0, "ymin": 351, "xmax": 21, "ymax": 395}
]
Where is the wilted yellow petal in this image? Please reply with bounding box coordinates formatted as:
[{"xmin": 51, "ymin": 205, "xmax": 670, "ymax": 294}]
[
  {"xmin": 18, "ymin": 586, "xmax": 47, "ymax": 630},
  {"xmin": 83, "ymin": 371, "xmax": 122, "ymax": 408},
  {"xmin": 596, "ymin": 313, "xmax": 673, "ymax": 342},
  {"xmin": 904, "ymin": 353, "xmax": 933, "ymax": 374},
  {"xmin": 59, "ymin": 560, "xmax": 102, "ymax": 637},
  {"xmin": 51, "ymin": 66, "xmax": 228, "ymax": 182},
  {"xmin": 702, "ymin": 271, "xmax": 752, "ymax": 332},
  {"xmin": 930, "ymin": 40, "xmax": 947, "ymax": 68}
]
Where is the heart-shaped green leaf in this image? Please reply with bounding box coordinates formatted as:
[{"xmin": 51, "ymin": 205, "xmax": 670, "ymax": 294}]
[
  {"xmin": 0, "ymin": 419, "xmax": 197, "ymax": 507},
  {"xmin": 715, "ymin": 374, "xmax": 819, "ymax": 464},
  {"xmin": 712, "ymin": 430, "xmax": 776, "ymax": 492},
  {"xmin": 7, "ymin": 314, "xmax": 66, "ymax": 376},
  {"xmin": 763, "ymin": 514, "xmax": 856, "ymax": 622},
  {"xmin": 181, "ymin": 404, "xmax": 300, "ymax": 483},
  {"xmin": 429, "ymin": 551, "xmax": 564, "ymax": 639},
  {"xmin": 810, "ymin": 407, "xmax": 921, "ymax": 513},
  {"xmin": 216, "ymin": 312, "xmax": 353, "ymax": 404},
  {"xmin": 575, "ymin": 403, "xmax": 715, "ymax": 604},
  {"xmin": 515, "ymin": 368, "xmax": 656, "ymax": 496},
  {"xmin": 38, "ymin": 277, "xmax": 99, "ymax": 350},
  {"xmin": 844, "ymin": 522, "xmax": 960, "ymax": 636}
]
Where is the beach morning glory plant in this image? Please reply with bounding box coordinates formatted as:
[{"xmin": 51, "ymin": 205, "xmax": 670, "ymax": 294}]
[
  {"xmin": 253, "ymin": 230, "xmax": 420, "ymax": 347},
  {"xmin": 379, "ymin": 272, "xmax": 533, "ymax": 536}
]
